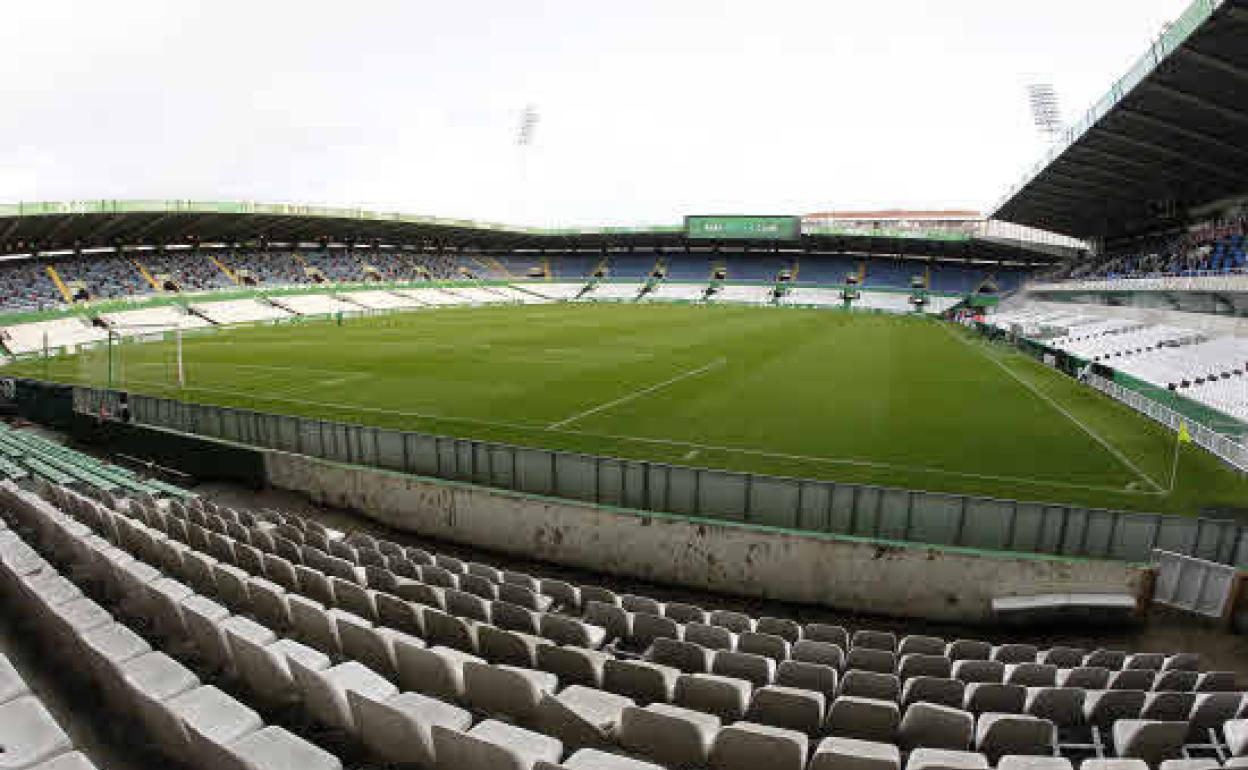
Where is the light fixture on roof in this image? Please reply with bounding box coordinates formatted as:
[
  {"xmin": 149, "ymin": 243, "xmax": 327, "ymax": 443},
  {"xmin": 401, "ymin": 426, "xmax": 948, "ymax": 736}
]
[{"xmin": 1026, "ymin": 82, "xmax": 1063, "ymax": 143}]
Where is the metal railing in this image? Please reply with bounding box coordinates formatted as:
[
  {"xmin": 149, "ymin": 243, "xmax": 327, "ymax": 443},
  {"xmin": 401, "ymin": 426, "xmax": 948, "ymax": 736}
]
[{"xmin": 63, "ymin": 385, "xmax": 1248, "ymax": 568}]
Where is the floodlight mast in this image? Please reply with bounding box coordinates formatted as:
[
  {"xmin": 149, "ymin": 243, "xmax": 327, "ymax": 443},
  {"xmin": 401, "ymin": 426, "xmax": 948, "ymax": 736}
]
[
  {"xmin": 515, "ymin": 104, "xmax": 539, "ymax": 224},
  {"xmin": 1026, "ymin": 82, "xmax": 1063, "ymax": 143}
]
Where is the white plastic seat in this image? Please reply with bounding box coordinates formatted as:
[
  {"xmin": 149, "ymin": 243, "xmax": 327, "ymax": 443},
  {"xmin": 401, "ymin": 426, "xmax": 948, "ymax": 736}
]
[
  {"xmin": 432, "ymin": 719, "xmax": 563, "ymax": 770},
  {"xmin": 826, "ymin": 696, "xmax": 900, "ymax": 743},
  {"xmin": 974, "ymin": 712, "xmax": 1055, "ymax": 761},
  {"xmin": 0, "ymin": 696, "xmax": 73, "ymax": 770},
  {"xmin": 480, "ymin": 626, "xmax": 552, "ymax": 669},
  {"xmin": 348, "ymin": 689, "xmax": 473, "ymax": 767},
  {"xmin": 144, "ymin": 685, "xmax": 263, "ymax": 768},
  {"xmin": 748, "ymin": 684, "xmax": 826, "ymax": 735},
  {"xmin": 290, "ymin": 659, "xmax": 398, "ymax": 734},
  {"xmin": 778, "ymin": 660, "xmax": 839, "ymax": 699},
  {"xmin": 712, "ymin": 650, "xmax": 776, "ymax": 688},
  {"xmin": 899, "ymin": 702, "xmax": 975, "ymax": 750},
  {"xmin": 206, "ymin": 725, "xmax": 342, "ymax": 770},
  {"xmin": 809, "ymin": 737, "xmax": 900, "ymax": 770},
  {"xmin": 619, "ymin": 703, "xmax": 720, "ymax": 769},
  {"xmin": 464, "ymin": 661, "xmax": 557, "ymax": 723},
  {"xmin": 535, "ymin": 685, "xmax": 636, "ymax": 750},
  {"xmin": 709, "ymin": 721, "xmax": 808, "ymax": 770},
  {"xmin": 180, "ymin": 595, "xmax": 231, "ymax": 671},
  {"xmin": 905, "ymin": 748, "xmax": 989, "ymax": 770},
  {"xmin": 674, "ymin": 673, "xmax": 753, "ymax": 722},
  {"xmin": 396, "ymin": 644, "xmax": 484, "ymax": 701},
  {"xmin": 604, "ymin": 659, "xmax": 680, "ymax": 704},
  {"xmin": 537, "ymin": 646, "xmax": 613, "ymax": 689}
]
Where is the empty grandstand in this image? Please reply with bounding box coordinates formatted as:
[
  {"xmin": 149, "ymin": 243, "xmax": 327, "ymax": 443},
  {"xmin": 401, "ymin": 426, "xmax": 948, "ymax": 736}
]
[{"xmin": 4, "ymin": 1, "xmax": 1248, "ymax": 769}]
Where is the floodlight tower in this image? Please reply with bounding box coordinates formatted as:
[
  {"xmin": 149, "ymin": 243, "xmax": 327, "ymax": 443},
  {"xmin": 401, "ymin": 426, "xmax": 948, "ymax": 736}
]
[
  {"xmin": 515, "ymin": 104, "xmax": 539, "ymax": 223},
  {"xmin": 1026, "ymin": 82, "xmax": 1064, "ymax": 143}
]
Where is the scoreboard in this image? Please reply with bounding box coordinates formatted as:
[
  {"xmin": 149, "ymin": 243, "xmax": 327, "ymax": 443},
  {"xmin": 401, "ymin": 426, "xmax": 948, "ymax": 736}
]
[{"xmin": 685, "ymin": 215, "xmax": 801, "ymax": 241}]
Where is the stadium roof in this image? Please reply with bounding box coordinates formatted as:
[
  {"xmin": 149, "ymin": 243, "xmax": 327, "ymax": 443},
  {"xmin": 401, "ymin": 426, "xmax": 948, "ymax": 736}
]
[
  {"xmin": 991, "ymin": 0, "xmax": 1248, "ymax": 239},
  {"xmin": 0, "ymin": 200, "xmax": 1076, "ymax": 264}
]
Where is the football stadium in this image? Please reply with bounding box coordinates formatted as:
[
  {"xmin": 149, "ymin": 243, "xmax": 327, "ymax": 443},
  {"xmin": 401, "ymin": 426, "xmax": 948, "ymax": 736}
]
[{"xmin": 2, "ymin": 2, "xmax": 1248, "ymax": 770}]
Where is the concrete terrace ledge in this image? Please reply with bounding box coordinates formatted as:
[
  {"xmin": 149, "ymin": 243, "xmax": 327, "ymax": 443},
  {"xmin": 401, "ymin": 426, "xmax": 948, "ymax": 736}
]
[{"xmin": 257, "ymin": 442, "xmax": 1149, "ymax": 624}]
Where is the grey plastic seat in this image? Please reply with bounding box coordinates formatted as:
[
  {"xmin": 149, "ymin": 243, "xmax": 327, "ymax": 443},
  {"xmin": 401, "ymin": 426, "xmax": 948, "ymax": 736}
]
[
  {"xmin": 335, "ymin": 609, "xmax": 407, "ymax": 677},
  {"xmin": 748, "ymin": 685, "xmax": 827, "ymax": 735},
  {"xmin": 537, "ymin": 646, "xmax": 613, "ymax": 689},
  {"xmin": 757, "ymin": 617, "xmax": 803, "ymax": 644},
  {"xmin": 899, "ymin": 636, "xmax": 947, "ymax": 657},
  {"xmin": 464, "ymin": 661, "xmax": 557, "ymax": 723},
  {"xmin": 847, "ymin": 647, "xmax": 896, "ymax": 674},
  {"xmin": 619, "ymin": 703, "xmax": 720, "ymax": 769},
  {"xmin": 1057, "ymin": 666, "xmax": 1110, "ymax": 689},
  {"xmin": 1195, "ymin": 671, "xmax": 1237, "ymax": 692},
  {"xmin": 947, "ymin": 640, "xmax": 992, "ymax": 661},
  {"xmin": 585, "ymin": 601, "xmax": 633, "ymax": 643},
  {"xmin": 621, "ymin": 594, "xmax": 662, "ymax": 615},
  {"xmin": 447, "ymin": 588, "xmax": 492, "ymax": 624},
  {"xmin": 119, "ymin": 651, "xmax": 201, "ymax": 718},
  {"xmin": 964, "ymin": 683, "xmax": 1025, "ymax": 714},
  {"xmin": 1152, "ymin": 670, "xmax": 1197, "ymax": 692},
  {"xmin": 899, "ymin": 654, "xmax": 953, "ymax": 681},
  {"xmin": 991, "ymin": 645, "xmax": 1037, "ymax": 665},
  {"xmin": 579, "ymin": 586, "xmax": 619, "ymax": 608},
  {"xmin": 208, "ymin": 725, "xmax": 342, "ymax": 770},
  {"xmin": 995, "ymin": 758, "xmax": 1073, "ymax": 770},
  {"xmin": 540, "ymin": 614, "xmax": 606, "ymax": 649},
  {"xmin": 952, "ymin": 660, "xmax": 1004, "ymax": 684},
  {"xmin": 808, "ymin": 736, "xmax": 901, "ymax": 770},
  {"xmin": 794, "ymin": 640, "xmax": 845, "ymax": 670},
  {"xmin": 375, "ymin": 593, "xmax": 424, "ymax": 638},
  {"xmin": 739, "ymin": 632, "xmax": 792, "ymax": 662},
  {"xmin": 1084, "ymin": 649, "xmax": 1127, "ymax": 670},
  {"xmin": 180, "ymin": 595, "xmax": 232, "ymax": 671},
  {"xmin": 663, "ymin": 602, "xmax": 709, "ymax": 625},
  {"xmin": 494, "ymin": 601, "xmax": 540, "ymax": 635},
  {"xmin": 713, "ymin": 609, "xmax": 758, "ymax": 633},
  {"xmin": 289, "ymin": 596, "xmax": 341, "ymax": 656},
  {"xmin": 604, "ymin": 659, "xmax": 680, "ymax": 704},
  {"xmin": 144, "ymin": 685, "xmax": 263, "ymax": 768},
  {"xmin": 396, "ymin": 644, "xmax": 483, "ymax": 702},
  {"xmin": 686, "ymin": 623, "xmax": 737, "ymax": 651},
  {"xmin": 902, "ymin": 677, "xmax": 965, "ymax": 709},
  {"xmin": 826, "ymin": 696, "xmax": 900, "ymax": 742},
  {"xmin": 1160, "ymin": 653, "xmax": 1199, "ymax": 672},
  {"xmin": 1187, "ymin": 693, "xmax": 1244, "ymax": 743},
  {"xmin": 78, "ymin": 621, "xmax": 154, "ymax": 707},
  {"xmin": 1125, "ymin": 653, "xmax": 1166, "ymax": 671},
  {"xmin": 229, "ymin": 627, "xmax": 330, "ymax": 707},
  {"xmin": 424, "ymin": 608, "xmax": 480, "ymax": 653},
  {"xmin": 291, "ymin": 658, "xmax": 399, "ymax": 734},
  {"xmin": 1110, "ymin": 669, "xmax": 1156, "ymax": 691},
  {"xmin": 1024, "ymin": 687, "xmax": 1085, "ymax": 727},
  {"xmin": 539, "ymin": 579, "xmax": 580, "ymax": 610},
  {"xmin": 0, "ymin": 696, "xmax": 74, "ymax": 770},
  {"xmin": 974, "ymin": 712, "xmax": 1055, "ymax": 761},
  {"xmin": 647, "ymin": 638, "xmax": 713, "ymax": 674},
  {"xmin": 712, "ymin": 650, "xmax": 776, "ymax": 688},
  {"xmin": 778, "ymin": 660, "xmax": 839, "ymax": 699},
  {"xmin": 1005, "ymin": 663, "xmax": 1056, "ymax": 688},
  {"xmin": 349, "ymin": 688, "xmax": 473, "ymax": 766},
  {"xmin": 1141, "ymin": 691, "xmax": 1195, "ymax": 722},
  {"xmin": 480, "ymin": 626, "xmax": 551, "ymax": 669},
  {"xmin": 905, "ymin": 748, "xmax": 989, "ymax": 770},
  {"xmin": 1039, "ymin": 647, "xmax": 1086, "ymax": 668},
  {"xmin": 852, "ymin": 630, "xmax": 896, "ymax": 652},
  {"xmin": 675, "ymin": 672, "xmax": 753, "ymax": 722},
  {"xmin": 535, "ymin": 748, "xmax": 663, "ymax": 770},
  {"xmin": 899, "ymin": 702, "xmax": 975, "ymax": 750},
  {"xmin": 806, "ymin": 624, "xmax": 850, "ymax": 650},
  {"xmin": 632, "ymin": 613, "xmax": 682, "ymax": 648},
  {"xmin": 332, "ymin": 578, "xmax": 379, "ymax": 622},
  {"xmin": 1112, "ymin": 720, "xmax": 1189, "ymax": 766},
  {"xmin": 535, "ymin": 685, "xmax": 635, "ymax": 750},
  {"xmin": 709, "ymin": 721, "xmax": 808, "ymax": 770},
  {"xmin": 0, "ymin": 654, "xmax": 30, "ymax": 705},
  {"xmin": 841, "ymin": 670, "xmax": 900, "ymax": 701}
]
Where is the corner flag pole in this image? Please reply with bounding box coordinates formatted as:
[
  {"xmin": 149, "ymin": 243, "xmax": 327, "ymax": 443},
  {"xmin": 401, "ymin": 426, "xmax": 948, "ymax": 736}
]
[
  {"xmin": 1169, "ymin": 421, "xmax": 1192, "ymax": 492},
  {"xmin": 176, "ymin": 328, "xmax": 185, "ymax": 388}
]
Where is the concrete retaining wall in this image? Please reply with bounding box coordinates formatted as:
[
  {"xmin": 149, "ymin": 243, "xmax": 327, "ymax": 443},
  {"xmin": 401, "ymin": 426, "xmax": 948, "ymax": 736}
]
[{"xmin": 264, "ymin": 449, "xmax": 1148, "ymax": 624}]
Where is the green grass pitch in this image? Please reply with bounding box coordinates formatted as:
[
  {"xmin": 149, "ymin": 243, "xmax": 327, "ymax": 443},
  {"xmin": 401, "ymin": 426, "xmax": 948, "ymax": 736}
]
[{"xmin": 14, "ymin": 303, "xmax": 1248, "ymax": 516}]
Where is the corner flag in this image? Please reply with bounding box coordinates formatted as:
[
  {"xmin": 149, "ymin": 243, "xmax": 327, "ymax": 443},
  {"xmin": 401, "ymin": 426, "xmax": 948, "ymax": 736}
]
[{"xmin": 1177, "ymin": 422, "xmax": 1192, "ymax": 444}]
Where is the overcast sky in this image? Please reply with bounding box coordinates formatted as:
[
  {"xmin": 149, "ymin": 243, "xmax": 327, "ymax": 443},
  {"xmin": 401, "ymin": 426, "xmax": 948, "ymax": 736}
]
[{"xmin": 1, "ymin": 0, "xmax": 1189, "ymax": 226}]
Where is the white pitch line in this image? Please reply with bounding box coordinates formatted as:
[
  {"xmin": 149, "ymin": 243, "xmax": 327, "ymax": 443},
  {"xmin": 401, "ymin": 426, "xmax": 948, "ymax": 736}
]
[
  {"xmin": 942, "ymin": 325, "xmax": 1165, "ymax": 493},
  {"xmin": 108, "ymin": 374, "xmax": 1162, "ymax": 497},
  {"xmin": 545, "ymin": 358, "xmax": 728, "ymax": 430}
]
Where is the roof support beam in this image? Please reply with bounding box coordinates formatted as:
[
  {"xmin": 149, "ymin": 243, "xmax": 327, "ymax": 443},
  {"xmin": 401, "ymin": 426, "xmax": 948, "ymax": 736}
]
[
  {"xmin": 1181, "ymin": 47, "xmax": 1248, "ymax": 85},
  {"xmin": 1092, "ymin": 126, "xmax": 1245, "ymax": 182},
  {"xmin": 1116, "ymin": 106, "xmax": 1248, "ymax": 163},
  {"xmin": 1143, "ymin": 81, "xmax": 1248, "ymax": 128}
]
